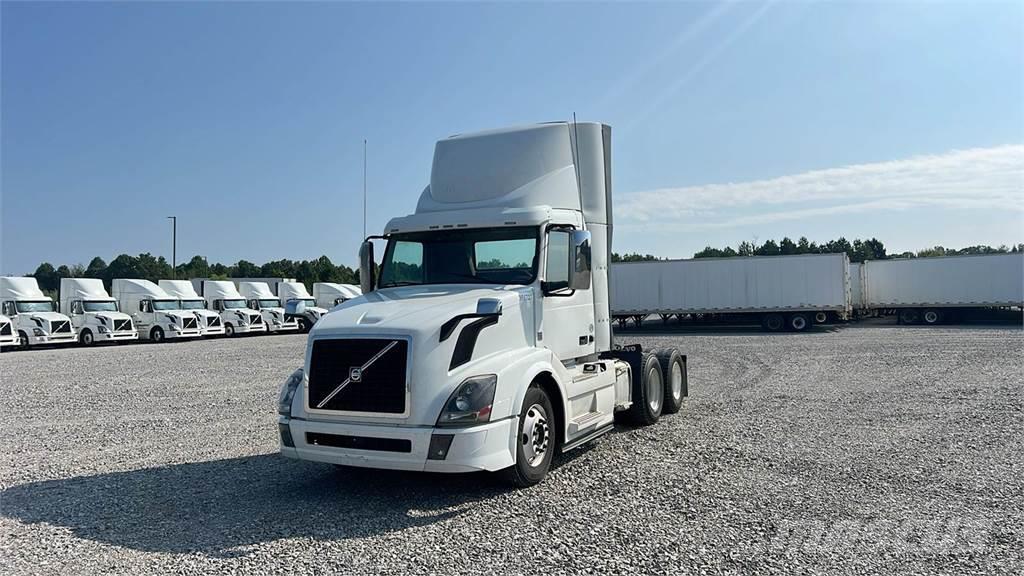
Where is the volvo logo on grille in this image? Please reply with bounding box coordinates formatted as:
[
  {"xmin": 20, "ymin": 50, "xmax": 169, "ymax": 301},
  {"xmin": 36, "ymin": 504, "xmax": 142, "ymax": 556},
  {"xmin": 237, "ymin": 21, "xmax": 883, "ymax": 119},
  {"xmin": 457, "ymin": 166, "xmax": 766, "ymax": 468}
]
[{"xmin": 349, "ymin": 367, "xmax": 362, "ymax": 382}]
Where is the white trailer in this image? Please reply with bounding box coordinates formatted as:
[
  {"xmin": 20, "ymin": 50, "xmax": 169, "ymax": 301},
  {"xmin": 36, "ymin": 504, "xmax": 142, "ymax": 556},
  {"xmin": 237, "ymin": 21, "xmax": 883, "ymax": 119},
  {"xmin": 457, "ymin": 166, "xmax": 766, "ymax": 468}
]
[
  {"xmin": 237, "ymin": 281, "xmax": 299, "ymax": 333},
  {"xmin": 312, "ymin": 283, "xmax": 361, "ymax": 309},
  {"xmin": 278, "ymin": 121, "xmax": 688, "ymax": 487},
  {"xmin": 0, "ymin": 277, "xmax": 78, "ymax": 348},
  {"xmin": 59, "ymin": 278, "xmax": 138, "ymax": 345},
  {"xmin": 610, "ymin": 253, "xmax": 851, "ymax": 331},
  {"xmin": 112, "ymin": 279, "xmax": 203, "ymax": 342},
  {"xmin": 862, "ymin": 253, "xmax": 1024, "ymax": 324},
  {"xmin": 850, "ymin": 262, "xmax": 865, "ymax": 312},
  {"xmin": 194, "ymin": 280, "xmax": 265, "ymax": 336},
  {"xmin": 158, "ymin": 280, "xmax": 226, "ymax": 336},
  {"xmin": 277, "ymin": 281, "xmax": 328, "ymax": 332}
]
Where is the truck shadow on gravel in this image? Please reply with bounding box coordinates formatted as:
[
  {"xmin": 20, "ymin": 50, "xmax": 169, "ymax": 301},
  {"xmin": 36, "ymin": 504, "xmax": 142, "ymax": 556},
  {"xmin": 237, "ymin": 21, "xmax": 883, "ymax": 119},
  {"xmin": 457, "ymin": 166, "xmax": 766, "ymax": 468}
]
[{"xmin": 0, "ymin": 453, "xmax": 551, "ymax": 557}]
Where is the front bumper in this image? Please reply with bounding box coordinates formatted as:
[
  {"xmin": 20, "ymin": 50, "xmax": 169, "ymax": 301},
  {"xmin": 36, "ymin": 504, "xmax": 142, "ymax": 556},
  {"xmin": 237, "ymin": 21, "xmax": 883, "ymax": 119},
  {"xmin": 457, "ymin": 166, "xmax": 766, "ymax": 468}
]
[
  {"xmin": 267, "ymin": 319, "xmax": 300, "ymax": 333},
  {"xmin": 202, "ymin": 325, "xmax": 226, "ymax": 336},
  {"xmin": 232, "ymin": 323, "xmax": 265, "ymax": 334},
  {"xmin": 165, "ymin": 328, "xmax": 202, "ymax": 339},
  {"xmin": 27, "ymin": 333, "xmax": 78, "ymax": 346},
  {"xmin": 0, "ymin": 334, "xmax": 19, "ymax": 347},
  {"xmin": 279, "ymin": 416, "xmax": 517, "ymax": 473},
  {"xmin": 97, "ymin": 330, "xmax": 139, "ymax": 341}
]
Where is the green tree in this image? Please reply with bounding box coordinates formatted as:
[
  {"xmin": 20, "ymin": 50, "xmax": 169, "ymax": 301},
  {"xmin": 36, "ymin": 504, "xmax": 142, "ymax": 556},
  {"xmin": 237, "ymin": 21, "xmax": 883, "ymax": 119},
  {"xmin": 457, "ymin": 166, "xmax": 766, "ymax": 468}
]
[
  {"xmin": 85, "ymin": 257, "xmax": 108, "ymax": 279},
  {"xmin": 32, "ymin": 263, "xmax": 59, "ymax": 292}
]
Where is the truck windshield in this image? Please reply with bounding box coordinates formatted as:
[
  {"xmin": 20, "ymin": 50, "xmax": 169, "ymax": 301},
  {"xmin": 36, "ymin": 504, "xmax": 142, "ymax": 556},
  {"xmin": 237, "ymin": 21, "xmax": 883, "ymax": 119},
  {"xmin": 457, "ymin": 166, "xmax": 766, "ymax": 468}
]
[
  {"xmin": 222, "ymin": 299, "xmax": 247, "ymax": 309},
  {"xmin": 152, "ymin": 300, "xmax": 179, "ymax": 311},
  {"xmin": 259, "ymin": 299, "xmax": 281, "ymax": 309},
  {"xmin": 84, "ymin": 301, "xmax": 118, "ymax": 312},
  {"xmin": 15, "ymin": 301, "xmax": 56, "ymax": 313},
  {"xmin": 379, "ymin": 227, "xmax": 539, "ymax": 288},
  {"xmin": 180, "ymin": 299, "xmax": 205, "ymax": 310}
]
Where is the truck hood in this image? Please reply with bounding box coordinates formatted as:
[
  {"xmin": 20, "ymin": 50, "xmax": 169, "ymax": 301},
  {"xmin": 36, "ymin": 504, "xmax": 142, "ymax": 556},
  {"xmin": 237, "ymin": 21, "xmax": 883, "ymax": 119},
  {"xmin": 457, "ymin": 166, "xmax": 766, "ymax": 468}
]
[
  {"xmin": 91, "ymin": 312, "xmax": 133, "ymax": 323},
  {"xmin": 25, "ymin": 311, "xmax": 71, "ymax": 323},
  {"xmin": 314, "ymin": 285, "xmax": 525, "ymax": 335},
  {"xmin": 192, "ymin": 309, "xmax": 220, "ymax": 319}
]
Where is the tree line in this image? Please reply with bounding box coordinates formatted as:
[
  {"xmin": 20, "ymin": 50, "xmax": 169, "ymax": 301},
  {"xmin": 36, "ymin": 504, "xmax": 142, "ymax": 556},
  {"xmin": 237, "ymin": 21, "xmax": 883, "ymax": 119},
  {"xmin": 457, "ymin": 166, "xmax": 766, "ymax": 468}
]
[
  {"xmin": 27, "ymin": 253, "xmax": 358, "ymax": 294},
  {"xmin": 614, "ymin": 238, "xmax": 1022, "ymax": 264}
]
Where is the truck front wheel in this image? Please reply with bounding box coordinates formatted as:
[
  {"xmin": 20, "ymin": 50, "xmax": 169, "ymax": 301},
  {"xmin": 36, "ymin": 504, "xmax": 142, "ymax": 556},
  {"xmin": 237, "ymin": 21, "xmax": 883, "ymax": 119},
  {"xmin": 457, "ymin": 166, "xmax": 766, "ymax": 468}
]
[
  {"xmin": 224, "ymin": 323, "xmax": 235, "ymax": 337},
  {"xmin": 80, "ymin": 329, "xmax": 95, "ymax": 346},
  {"xmin": 151, "ymin": 327, "xmax": 165, "ymax": 343},
  {"xmin": 18, "ymin": 331, "xmax": 29, "ymax": 350},
  {"xmin": 502, "ymin": 385, "xmax": 555, "ymax": 487}
]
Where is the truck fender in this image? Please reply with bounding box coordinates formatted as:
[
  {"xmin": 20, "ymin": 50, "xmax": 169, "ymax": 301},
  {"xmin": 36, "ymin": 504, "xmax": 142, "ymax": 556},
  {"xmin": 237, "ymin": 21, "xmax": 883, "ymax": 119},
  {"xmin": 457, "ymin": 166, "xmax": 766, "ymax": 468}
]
[{"xmin": 503, "ymin": 353, "xmax": 569, "ymax": 452}]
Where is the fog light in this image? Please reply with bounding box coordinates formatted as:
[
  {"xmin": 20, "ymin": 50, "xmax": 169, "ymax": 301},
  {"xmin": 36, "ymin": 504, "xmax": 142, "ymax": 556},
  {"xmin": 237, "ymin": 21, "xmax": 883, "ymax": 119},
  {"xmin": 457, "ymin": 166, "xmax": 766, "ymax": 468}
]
[
  {"xmin": 279, "ymin": 423, "xmax": 295, "ymax": 448},
  {"xmin": 427, "ymin": 434, "xmax": 454, "ymax": 460}
]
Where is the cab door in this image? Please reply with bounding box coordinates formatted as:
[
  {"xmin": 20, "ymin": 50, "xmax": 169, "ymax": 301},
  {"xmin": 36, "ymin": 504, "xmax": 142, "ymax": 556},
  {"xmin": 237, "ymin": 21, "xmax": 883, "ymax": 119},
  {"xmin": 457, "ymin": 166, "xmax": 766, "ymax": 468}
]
[{"xmin": 539, "ymin": 227, "xmax": 595, "ymax": 362}]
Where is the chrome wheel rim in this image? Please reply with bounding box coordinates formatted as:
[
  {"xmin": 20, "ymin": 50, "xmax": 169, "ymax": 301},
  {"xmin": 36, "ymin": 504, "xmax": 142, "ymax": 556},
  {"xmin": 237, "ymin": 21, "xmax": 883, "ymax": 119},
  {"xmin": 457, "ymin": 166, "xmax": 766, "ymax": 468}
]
[
  {"xmin": 670, "ymin": 362, "xmax": 683, "ymax": 402},
  {"xmin": 521, "ymin": 403, "xmax": 549, "ymax": 468},
  {"xmin": 647, "ymin": 367, "xmax": 663, "ymax": 413}
]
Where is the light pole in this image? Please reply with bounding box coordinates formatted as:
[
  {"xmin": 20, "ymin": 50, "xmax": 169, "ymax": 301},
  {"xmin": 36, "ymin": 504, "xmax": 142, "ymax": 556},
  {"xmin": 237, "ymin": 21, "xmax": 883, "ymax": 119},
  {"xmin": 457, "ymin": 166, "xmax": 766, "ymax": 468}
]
[{"xmin": 167, "ymin": 216, "xmax": 177, "ymax": 279}]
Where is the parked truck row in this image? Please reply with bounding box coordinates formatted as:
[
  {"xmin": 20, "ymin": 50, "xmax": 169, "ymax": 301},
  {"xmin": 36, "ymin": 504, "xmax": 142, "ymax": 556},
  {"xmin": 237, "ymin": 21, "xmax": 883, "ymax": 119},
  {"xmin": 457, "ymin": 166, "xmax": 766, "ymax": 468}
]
[
  {"xmin": 0, "ymin": 276, "xmax": 359, "ymax": 350},
  {"xmin": 610, "ymin": 252, "xmax": 1023, "ymax": 331}
]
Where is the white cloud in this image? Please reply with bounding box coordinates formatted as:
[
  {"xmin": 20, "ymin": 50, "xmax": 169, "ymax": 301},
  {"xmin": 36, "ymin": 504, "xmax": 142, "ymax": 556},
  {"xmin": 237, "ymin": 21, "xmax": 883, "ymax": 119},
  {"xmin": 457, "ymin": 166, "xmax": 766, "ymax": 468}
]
[{"xmin": 616, "ymin": 145, "xmax": 1024, "ymax": 229}]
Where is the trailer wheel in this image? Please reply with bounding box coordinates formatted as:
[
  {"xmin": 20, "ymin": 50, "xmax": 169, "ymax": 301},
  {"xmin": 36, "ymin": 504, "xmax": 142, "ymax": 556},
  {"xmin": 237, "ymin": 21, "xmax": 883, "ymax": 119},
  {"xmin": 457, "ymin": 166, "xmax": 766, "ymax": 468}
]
[
  {"xmin": 814, "ymin": 311, "xmax": 828, "ymax": 324},
  {"xmin": 655, "ymin": 348, "xmax": 687, "ymax": 415},
  {"xmin": 224, "ymin": 323, "xmax": 235, "ymax": 337},
  {"xmin": 624, "ymin": 352, "xmax": 664, "ymax": 426},
  {"xmin": 762, "ymin": 313, "xmax": 784, "ymax": 332},
  {"xmin": 922, "ymin": 309, "xmax": 941, "ymax": 325},
  {"xmin": 150, "ymin": 326, "xmax": 165, "ymax": 343},
  {"xmin": 80, "ymin": 329, "xmax": 95, "ymax": 346},
  {"xmin": 787, "ymin": 313, "xmax": 810, "ymax": 332},
  {"xmin": 899, "ymin": 309, "xmax": 920, "ymax": 324},
  {"xmin": 502, "ymin": 384, "xmax": 555, "ymax": 487}
]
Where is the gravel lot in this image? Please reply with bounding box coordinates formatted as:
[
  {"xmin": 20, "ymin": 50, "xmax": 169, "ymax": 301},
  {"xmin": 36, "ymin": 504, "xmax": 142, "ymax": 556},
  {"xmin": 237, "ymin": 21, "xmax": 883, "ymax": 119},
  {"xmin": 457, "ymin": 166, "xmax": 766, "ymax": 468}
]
[{"xmin": 1, "ymin": 324, "xmax": 1022, "ymax": 575}]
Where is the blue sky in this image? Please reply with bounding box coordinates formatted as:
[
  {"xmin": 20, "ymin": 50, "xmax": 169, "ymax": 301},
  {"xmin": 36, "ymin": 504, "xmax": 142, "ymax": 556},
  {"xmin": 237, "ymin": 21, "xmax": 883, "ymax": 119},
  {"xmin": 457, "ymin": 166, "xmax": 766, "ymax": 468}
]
[{"xmin": 2, "ymin": 1, "xmax": 1021, "ymax": 275}]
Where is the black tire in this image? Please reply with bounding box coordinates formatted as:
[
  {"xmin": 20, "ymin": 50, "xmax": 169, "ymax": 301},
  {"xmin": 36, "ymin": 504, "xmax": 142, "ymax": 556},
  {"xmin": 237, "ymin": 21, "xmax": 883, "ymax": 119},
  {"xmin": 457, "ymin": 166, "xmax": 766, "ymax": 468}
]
[
  {"xmin": 80, "ymin": 329, "xmax": 95, "ymax": 346},
  {"xmin": 762, "ymin": 313, "xmax": 784, "ymax": 332},
  {"xmin": 501, "ymin": 384, "xmax": 556, "ymax": 487},
  {"xmin": 899, "ymin": 309, "xmax": 920, "ymax": 324},
  {"xmin": 151, "ymin": 326, "xmax": 165, "ymax": 342},
  {"xmin": 624, "ymin": 352, "xmax": 664, "ymax": 426},
  {"xmin": 224, "ymin": 323, "xmax": 235, "ymax": 337},
  {"xmin": 922, "ymin": 309, "xmax": 942, "ymax": 325},
  {"xmin": 299, "ymin": 318, "xmax": 313, "ymax": 333},
  {"xmin": 814, "ymin": 311, "xmax": 828, "ymax": 324},
  {"xmin": 787, "ymin": 313, "xmax": 810, "ymax": 332},
  {"xmin": 18, "ymin": 331, "xmax": 29, "ymax": 351},
  {"xmin": 655, "ymin": 348, "xmax": 687, "ymax": 415}
]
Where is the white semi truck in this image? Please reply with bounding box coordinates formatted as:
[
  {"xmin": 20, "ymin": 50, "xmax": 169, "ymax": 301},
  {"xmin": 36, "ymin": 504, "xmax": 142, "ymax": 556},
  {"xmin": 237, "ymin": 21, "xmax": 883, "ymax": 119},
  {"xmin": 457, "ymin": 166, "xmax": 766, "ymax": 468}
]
[
  {"xmin": 860, "ymin": 253, "xmax": 1024, "ymax": 324},
  {"xmin": 278, "ymin": 122, "xmax": 687, "ymax": 486},
  {"xmin": 277, "ymin": 281, "xmax": 328, "ymax": 332},
  {"xmin": 237, "ymin": 281, "xmax": 299, "ymax": 333},
  {"xmin": 112, "ymin": 279, "xmax": 203, "ymax": 342},
  {"xmin": 0, "ymin": 314, "xmax": 18, "ymax": 349},
  {"xmin": 0, "ymin": 277, "xmax": 78, "ymax": 349},
  {"xmin": 59, "ymin": 278, "xmax": 138, "ymax": 345},
  {"xmin": 195, "ymin": 280, "xmax": 265, "ymax": 336},
  {"xmin": 610, "ymin": 253, "xmax": 852, "ymax": 331},
  {"xmin": 312, "ymin": 283, "xmax": 361, "ymax": 309},
  {"xmin": 158, "ymin": 280, "xmax": 226, "ymax": 336}
]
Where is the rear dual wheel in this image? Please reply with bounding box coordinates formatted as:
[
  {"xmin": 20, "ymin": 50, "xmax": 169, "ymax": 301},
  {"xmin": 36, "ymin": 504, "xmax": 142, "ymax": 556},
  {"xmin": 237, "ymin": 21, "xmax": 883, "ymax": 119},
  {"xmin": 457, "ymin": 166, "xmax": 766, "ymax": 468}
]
[{"xmin": 655, "ymin": 348, "xmax": 687, "ymax": 415}]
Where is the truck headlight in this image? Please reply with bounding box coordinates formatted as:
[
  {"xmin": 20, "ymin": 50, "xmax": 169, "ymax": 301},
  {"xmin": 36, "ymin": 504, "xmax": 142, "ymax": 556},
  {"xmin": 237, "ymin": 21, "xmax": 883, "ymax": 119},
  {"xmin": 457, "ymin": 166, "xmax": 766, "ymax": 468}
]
[
  {"xmin": 32, "ymin": 328, "xmax": 44, "ymax": 337},
  {"xmin": 169, "ymin": 324, "xmax": 180, "ymax": 331},
  {"xmin": 278, "ymin": 368, "xmax": 303, "ymax": 416},
  {"xmin": 437, "ymin": 374, "xmax": 497, "ymax": 427},
  {"xmin": 97, "ymin": 325, "xmax": 110, "ymax": 334}
]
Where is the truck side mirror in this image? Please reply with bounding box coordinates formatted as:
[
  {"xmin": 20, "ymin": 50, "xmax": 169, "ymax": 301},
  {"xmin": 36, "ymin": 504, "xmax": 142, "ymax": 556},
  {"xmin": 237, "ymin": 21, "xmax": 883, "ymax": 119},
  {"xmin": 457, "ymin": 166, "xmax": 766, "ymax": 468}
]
[
  {"xmin": 285, "ymin": 299, "xmax": 306, "ymax": 316},
  {"xmin": 359, "ymin": 240, "xmax": 376, "ymax": 294},
  {"xmin": 568, "ymin": 230, "xmax": 592, "ymax": 290}
]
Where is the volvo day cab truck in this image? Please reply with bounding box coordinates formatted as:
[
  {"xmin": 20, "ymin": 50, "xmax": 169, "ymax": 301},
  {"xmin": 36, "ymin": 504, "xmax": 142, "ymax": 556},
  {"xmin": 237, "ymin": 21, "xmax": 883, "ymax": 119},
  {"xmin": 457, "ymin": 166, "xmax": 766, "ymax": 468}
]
[
  {"xmin": 237, "ymin": 281, "xmax": 299, "ymax": 333},
  {"xmin": 0, "ymin": 314, "xmax": 18, "ymax": 349},
  {"xmin": 59, "ymin": 278, "xmax": 138, "ymax": 345},
  {"xmin": 312, "ymin": 283, "xmax": 361, "ymax": 309},
  {"xmin": 158, "ymin": 280, "xmax": 226, "ymax": 336},
  {"xmin": 112, "ymin": 279, "xmax": 203, "ymax": 342},
  {"xmin": 0, "ymin": 277, "xmax": 77, "ymax": 349},
  {"xmin": 196, "ymin": 280, "xmax": 264, "ymax": 336},
  {"xmin": 277, "ymin": 281, "xmax": 328, "ymax": 332},
  {"xmin": 278, "ymin": 122, "xmax": 688, "ymax": 486}
]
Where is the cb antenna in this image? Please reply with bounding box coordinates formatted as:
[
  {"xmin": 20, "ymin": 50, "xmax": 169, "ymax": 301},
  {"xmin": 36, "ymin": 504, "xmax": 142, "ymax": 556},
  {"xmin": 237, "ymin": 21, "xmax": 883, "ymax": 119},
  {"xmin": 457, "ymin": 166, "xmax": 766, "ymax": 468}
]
[
  {"xmin": 362, "ymin": 138, "xmax": 367, "ymax": 240},
  {"xmin": 571, "ymin": 113, "xmax": 585, "ymax": 223}
]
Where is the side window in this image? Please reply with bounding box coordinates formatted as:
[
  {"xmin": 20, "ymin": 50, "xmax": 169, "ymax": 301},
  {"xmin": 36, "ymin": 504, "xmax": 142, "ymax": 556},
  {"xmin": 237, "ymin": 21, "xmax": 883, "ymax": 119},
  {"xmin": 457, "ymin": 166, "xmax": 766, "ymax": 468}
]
[
  {"xmin": 140, "ymin": 301, "xmax": 151, "ymax": 313},
  {"xmin": 381, "ymin": 240, "xmax": 424, "ymax": 285},
  {"xmin": 248, "ymin": 299, "xmax": 258, "ymax": 309},
  {"xmin": 546, "ymin": 230, "xmax": 570, "ymax": 287},
  {"xmin": 71, "ymin": 301, "xmax": 83, "ymax": 315},
  {"xmin": 1, "ymin": 301, "xmax": 12, "ymax": 316},
  {"xmin": 214, "ymin": 300, "xmax": 223, "ymax": 311}
]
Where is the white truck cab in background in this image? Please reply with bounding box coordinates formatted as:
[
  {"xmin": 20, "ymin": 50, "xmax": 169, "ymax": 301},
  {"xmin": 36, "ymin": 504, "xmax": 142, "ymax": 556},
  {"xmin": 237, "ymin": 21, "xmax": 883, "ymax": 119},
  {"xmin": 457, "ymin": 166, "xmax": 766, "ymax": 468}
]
[
  {"xmin": 112, "ymin": 279, "xmax": 202, "ymax": 342},
  {"xmin": 0, "ymin": 277, "xmax": 78, "ymax": 349},
  {"xmin": 196, "ymin": 280, "xmax": 264, "ymax": 336},
  {"xmin": 0, "ymin": 314, "xmax": 23, "ymax": 349},
  {"xmin": 278, "ymin": 122, "xmax": 688, "ymax": 486},
  {"xmin": 59, "ymin": 278, "xmax": 138, "ymax": 345},
  {"xmin": 158, "ymin": 280, "xmax": 225, "ymax": 336},
  {"xmin": 277, "ymin": 281, "xmax": 328, "ymax": 332},
  {"xmin": 237, "ymin": 281, "xmax": 299, "ymax": 333},
  {"xmin": 312, "ymin": 282, "xmax": 361, "ymax": 309}
]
